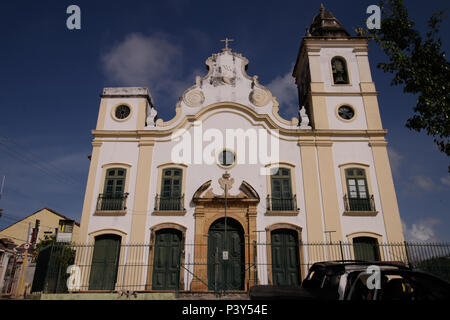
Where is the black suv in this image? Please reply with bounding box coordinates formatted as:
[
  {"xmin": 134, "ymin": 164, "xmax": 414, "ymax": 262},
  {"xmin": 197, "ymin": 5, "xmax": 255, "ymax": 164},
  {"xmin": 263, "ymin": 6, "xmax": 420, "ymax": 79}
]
[{"xmin": 249, "ymin": 261, "xmax": 450, "ymax": 300}]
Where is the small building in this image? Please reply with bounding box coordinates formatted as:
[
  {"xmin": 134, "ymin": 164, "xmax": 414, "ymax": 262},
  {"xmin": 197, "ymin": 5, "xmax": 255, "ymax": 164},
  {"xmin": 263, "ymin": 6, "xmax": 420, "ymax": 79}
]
[
  {"xmin": 0, "ymin": 208, "xmax": 80, "ymax": 246},
  {"xmin": 0, "ymin": 208, "xmax": 80, "ymax": 296}
]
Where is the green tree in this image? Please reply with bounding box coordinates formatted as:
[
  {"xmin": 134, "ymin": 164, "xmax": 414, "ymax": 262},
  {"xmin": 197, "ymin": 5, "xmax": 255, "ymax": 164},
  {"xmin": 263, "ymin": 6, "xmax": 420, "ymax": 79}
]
[{"xmin": 362, "ymin": 0, "xmax": 450, "ymax": 170}]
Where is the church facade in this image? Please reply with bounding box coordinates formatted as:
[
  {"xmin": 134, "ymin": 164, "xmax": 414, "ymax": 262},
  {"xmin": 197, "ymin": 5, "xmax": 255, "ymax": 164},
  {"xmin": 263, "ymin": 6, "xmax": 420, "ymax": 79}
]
[{"xmin": 77, "ymin": 7, "xmax": 404, "ymax": 292}]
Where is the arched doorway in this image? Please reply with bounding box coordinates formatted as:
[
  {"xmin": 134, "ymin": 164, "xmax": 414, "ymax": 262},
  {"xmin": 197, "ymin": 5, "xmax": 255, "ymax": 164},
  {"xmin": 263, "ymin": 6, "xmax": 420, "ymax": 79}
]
[
  {"xmin": 207, "ymin": 218, "xmax": 244, "ymax": 291},
  {"xmin": 152, "ymin": 229, "xmax": 182, "ymax": 290},
  {"xmin": 88, "ymin": 234, "xmax": 121, "ymax": 290},
  {"xmin": 271, "ymin": 229, "xmax": 300, "ymax": 286}
]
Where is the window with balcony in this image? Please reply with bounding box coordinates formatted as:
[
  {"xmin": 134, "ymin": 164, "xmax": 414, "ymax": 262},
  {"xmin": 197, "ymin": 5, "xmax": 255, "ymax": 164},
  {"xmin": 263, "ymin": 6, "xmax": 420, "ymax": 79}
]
[
  {"xmin": 96, "ymin": 168, "xmax": 128, "ymax": 213},
  {"xmin": 155, "ymin": 168, "xmax": 185, "ymax": 213},
  {"xmin": 267, "ymin": 168, "xmax": 297, "ymax": 215},
  {"xmin": 344, "ymin": 168, "xmax": 375, "ymax": 213}
]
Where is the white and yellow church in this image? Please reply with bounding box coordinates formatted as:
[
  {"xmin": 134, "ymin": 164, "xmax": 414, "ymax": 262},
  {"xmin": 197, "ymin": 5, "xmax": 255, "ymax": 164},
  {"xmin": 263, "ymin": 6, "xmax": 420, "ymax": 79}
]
[{"xmin": 76, "ymin": 7, "xmax": 405, "ymax": 292}]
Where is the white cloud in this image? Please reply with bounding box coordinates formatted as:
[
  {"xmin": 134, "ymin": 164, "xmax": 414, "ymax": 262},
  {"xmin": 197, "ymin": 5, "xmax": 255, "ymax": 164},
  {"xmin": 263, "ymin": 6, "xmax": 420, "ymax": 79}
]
[
  {"xmin": 410, "ymin": 175, "xmax": 437, "ymax": 192},
  {"xmin": 387, "ymin": 147, "xmax": 403, "ymax": 176},
  {"xmin": 440, "ymin": 175, "xmax": 450, "ymax": 187},
  {"xmin": 101, "ymin": 33, "xmax": 185, "ymax": 99},
  {"xmin": 267, "ymin": 70, "xmax": 298, "ymax": 118},
  {"xmin": 402, "ymin": 219, "xmax": 440, "ymax": 242}
]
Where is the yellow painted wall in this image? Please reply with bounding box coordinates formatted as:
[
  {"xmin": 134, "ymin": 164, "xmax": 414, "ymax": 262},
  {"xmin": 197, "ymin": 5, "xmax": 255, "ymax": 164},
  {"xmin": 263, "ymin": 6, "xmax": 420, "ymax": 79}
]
[{"xmin": 0, "ymin": 208, "xmax": 80, "ymax": 246}]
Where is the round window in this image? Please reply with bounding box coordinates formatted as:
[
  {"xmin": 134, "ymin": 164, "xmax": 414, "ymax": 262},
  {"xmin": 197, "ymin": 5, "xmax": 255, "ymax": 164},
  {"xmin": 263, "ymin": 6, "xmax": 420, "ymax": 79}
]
[
  {"xmin": 115, "ymin": 105, "xmax": 131, "ymax": 120},
  {"xmin": 217, "ymin": 150, "xmax": 235, "ymax": 168},
  {"xmin": 337, "ymin": 105, "xmax": 355, "ymax": 120}
]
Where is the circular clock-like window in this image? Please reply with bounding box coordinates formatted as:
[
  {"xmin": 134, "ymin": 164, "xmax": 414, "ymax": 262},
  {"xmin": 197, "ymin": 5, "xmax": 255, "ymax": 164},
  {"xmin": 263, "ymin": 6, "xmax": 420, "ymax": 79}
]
[
  {"xmin": 337, "ymin": 105, "xmax": 355, "ymax": 120},
  {"xmin": 217, "ymin": 149, "xmax": 236, "ymax": 168},
  {"xmin": 115, "ymin": 105, "xmax": 131, "ymax": 120}
]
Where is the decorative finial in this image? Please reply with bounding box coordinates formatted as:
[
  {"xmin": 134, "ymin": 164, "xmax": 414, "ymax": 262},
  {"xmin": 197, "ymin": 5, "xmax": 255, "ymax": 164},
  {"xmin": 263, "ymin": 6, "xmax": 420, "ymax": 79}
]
[
  {"xmin": 320, "ymin": 3, "xmax": 325, "ymax": 11},
  {"xmin": 220, "ymin": 37, "xmax": 234, "ymax": 50},
  {"xmin": 305, "ymin": 27, "xmax": 311, "ymax": 37},
  {"xmin": 299, "ymin": 106, "xmax": 311, "ymax": 129}
]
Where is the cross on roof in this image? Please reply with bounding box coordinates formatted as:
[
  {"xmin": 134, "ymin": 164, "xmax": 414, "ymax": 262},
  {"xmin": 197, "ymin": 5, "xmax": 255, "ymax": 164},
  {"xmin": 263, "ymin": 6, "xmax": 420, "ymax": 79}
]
[{"xmin": 220, "ymin": 37, "xmax": 234, "ymax": 50}]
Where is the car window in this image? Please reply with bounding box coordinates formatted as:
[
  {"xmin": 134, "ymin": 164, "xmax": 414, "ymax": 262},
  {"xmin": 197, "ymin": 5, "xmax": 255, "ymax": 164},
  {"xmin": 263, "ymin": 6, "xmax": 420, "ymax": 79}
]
[
  {"xmin": 347, "ymin": 273, "xmax": 379, "ymax": 300},
  {"xmin": 380, "ymin": 272, "xmax": 450, "ymax": 300}
]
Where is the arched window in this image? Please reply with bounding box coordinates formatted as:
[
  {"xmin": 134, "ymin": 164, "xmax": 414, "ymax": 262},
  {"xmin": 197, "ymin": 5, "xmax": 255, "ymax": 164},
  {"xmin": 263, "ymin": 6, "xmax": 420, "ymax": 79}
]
[
  {"xmin": 331, "ymin": 57, "xmax": 349, "ymax": 84},
  {"xmin": 269, "ymin": 168, "xmax": 294, "ymax": 211},
  {"xmin": 158, "ymin": 168, "xmax": 183, "ymax": 211},
  {"xmin": 98, "ymin": 168, "xmax": 127, "ymax": 211},
  {"xmin": 344, "ymin": 168, "xmax": 374, "ymax": 211}
]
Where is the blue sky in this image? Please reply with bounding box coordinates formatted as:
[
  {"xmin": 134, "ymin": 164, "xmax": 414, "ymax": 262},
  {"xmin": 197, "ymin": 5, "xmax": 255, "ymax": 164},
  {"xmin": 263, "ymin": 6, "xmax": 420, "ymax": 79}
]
[{"xmin": 0, "ymin": 0, "xmax": 448, "ymax": 241}]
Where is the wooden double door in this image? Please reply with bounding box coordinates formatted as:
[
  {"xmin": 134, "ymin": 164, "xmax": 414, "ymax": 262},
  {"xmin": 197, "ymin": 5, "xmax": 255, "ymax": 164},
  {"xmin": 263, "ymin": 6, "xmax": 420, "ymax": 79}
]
[
  {"xmin": 271, "ymin": 229, "xmax": 301, "ymax": 286},
  {"xmin": 152, "ymin": 229, "xmax": 182, "ymax": 290},
  {"xmin": 207, "ymin": 218, "xmax": 244, "ymax": 291},
  {"xmin": 89, "ymin": 234, "xmax": 121, "ymax": 290}
]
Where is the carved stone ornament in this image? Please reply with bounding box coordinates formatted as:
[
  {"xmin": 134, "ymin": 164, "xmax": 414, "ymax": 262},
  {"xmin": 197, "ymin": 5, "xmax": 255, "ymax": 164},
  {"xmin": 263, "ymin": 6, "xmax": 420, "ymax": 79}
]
[
  {"xmin": 249, "ymin": 88, "xmax": 270, "ymax": 107},
  {"xmin": 183, "ymin": 90, "xmax": 205, "ymax": 107},
  {"xmin": 146, "ymin": 105, "xmax": 158, "ymax": 127},
  {"xmin": 218, "ymin": 171, "xmax": 235, "ymax": 191},
  {"xmin": 299, "ymin": 106, "xmax": 311, "ymax": 129}
]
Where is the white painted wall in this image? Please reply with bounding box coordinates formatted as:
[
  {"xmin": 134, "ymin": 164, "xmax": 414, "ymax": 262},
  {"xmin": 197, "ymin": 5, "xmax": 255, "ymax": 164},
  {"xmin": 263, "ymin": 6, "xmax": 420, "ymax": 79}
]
[{"xmin": 86, "ymin": 141, "xmax": 140, "ymax": 242}]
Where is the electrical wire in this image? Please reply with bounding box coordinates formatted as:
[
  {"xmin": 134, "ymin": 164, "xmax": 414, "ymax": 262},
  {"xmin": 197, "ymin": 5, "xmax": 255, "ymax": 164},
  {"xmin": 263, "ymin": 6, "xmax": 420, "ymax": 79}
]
[{"xmin": 0, "ymin": 139, "xmax": 85, "ymax": 188}]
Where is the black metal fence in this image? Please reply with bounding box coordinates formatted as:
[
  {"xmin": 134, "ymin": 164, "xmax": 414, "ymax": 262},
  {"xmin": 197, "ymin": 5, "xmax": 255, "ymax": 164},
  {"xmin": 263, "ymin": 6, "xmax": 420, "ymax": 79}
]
[{"xmin": 32, "ymin": 241, "xmax": 450, "ymax": 294}]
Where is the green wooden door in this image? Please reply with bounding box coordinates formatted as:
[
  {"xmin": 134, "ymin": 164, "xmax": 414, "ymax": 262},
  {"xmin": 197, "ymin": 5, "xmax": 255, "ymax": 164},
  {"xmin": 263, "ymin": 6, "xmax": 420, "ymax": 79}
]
[
  {"xmin": 208, "ymin": 218, "xmax": 244, "ymax": 291},
  {"xmin": 271, "ymin": 229, "xmax": 300, "ymax": 286},
  {"xmin": 89, "ymin": 234, "xmax": 121, "ymax": 290},
  {"xmin": 152, "ymin": 229, "xmax": 182, "ymax": 290},
  {"xmin": 353, "ymin": 237, "xmax": 381, "ymax": 261}
]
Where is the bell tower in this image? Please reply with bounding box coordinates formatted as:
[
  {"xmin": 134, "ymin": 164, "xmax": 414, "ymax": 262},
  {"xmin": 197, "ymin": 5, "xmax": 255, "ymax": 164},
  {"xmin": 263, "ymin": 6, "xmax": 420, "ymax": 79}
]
[{"xmin": 292, "ymin": 4, "xmax": 383, "ymax": 131}]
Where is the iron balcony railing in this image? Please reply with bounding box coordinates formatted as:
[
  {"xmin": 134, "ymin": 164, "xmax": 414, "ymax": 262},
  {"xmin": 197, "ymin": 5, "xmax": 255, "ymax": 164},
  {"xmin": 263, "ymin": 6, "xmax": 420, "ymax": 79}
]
[
  {"xmin": 96, "ymin": 192, "xmax": 129, "ymax": 211},
  {"xmin": 267, "ymin": 194, "xmax": 297, "ymax": 211},
  {"xmin": 155, "ymin": 194, "xmax": 185, "ymax": 211},
  {"xmin": 344, "ymin": 194, "xmax": 376, "ymax": 212}
]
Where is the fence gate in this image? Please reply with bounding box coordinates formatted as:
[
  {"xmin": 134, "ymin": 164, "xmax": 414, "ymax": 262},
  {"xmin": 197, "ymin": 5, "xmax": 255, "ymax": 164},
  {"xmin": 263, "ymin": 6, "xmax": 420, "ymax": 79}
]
[{"xmin": 31, "ymin": 244, "xmax": 52, "ymax": 293}]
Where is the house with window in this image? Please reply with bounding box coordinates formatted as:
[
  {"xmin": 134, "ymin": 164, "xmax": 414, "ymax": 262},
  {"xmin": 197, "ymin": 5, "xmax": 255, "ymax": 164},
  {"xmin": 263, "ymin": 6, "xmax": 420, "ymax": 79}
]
[
  {"xmin": 77, "ymin": 6, "xmax": 405, "ymax": 292},
  {"xmin": 0, "ymin": 208, "xmax": 80, "ymax": 246}
]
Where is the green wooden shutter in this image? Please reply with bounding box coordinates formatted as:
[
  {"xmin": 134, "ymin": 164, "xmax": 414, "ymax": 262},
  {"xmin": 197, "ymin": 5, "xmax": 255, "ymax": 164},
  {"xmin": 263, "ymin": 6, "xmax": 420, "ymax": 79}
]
[
  {"xmin": 102, "ymin": 168, "xmax": 126, "ymax": 210},
  {"xmin": 160, "ymin": 168, "xmax": 182, "ymax": 210},
  {"xmin": 270, "ymin": 168, "xmax": 293, "ymax": 210}
]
